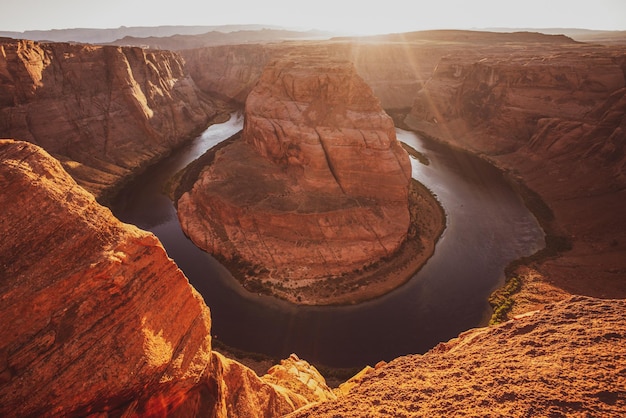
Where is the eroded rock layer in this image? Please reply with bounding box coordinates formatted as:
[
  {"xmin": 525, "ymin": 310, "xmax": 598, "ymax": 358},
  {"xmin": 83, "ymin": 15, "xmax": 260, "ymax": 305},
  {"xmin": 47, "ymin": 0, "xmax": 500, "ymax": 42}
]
[
  {"xmin": 178, "ymin": 57, "xmax": 412, "ymax": 296},
  {"xmin": 0, "ymin": 140, "xmax": 333, "ymax": 416},
  {"xmin": 404, "ymin": 44, "xmax": 626, "ymax": 307},
  {"xmin": 0, "ymin": 38, "xmax": 221, "ymax": 200},
  {"xmin": 290, "ymin": 296, "xmax": 626, "ymax": 417}
]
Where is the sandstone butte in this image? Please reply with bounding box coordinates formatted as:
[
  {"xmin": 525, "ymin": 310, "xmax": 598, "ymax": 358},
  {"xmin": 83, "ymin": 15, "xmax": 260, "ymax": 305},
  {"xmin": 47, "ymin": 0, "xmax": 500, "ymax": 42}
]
[
  {"xmin": 176, "ymin": 57, "xmax": 445, "ymax": 305},
  {"xmin": 0, "ymin": 38, "xmax": 224, "ymax": 202},
  {"xmin": 0, "ymin": 139, "xmax": 336, "ymax": 417}
]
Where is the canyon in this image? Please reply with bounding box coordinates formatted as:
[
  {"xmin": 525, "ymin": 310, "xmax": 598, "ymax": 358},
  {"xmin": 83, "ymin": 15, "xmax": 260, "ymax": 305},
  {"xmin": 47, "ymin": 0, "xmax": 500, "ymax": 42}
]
[
  {"xmin": 179, "ymin": 31, "xmax": 626, "ymax": 316},
  {"xmin": 1, "ymin": 30, "xmax": 625, "ymax": 416}
]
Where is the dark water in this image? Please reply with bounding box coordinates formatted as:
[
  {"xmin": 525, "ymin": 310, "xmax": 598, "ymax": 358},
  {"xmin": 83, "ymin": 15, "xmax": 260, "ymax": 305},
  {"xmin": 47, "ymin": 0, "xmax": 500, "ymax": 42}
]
[{"xmin": 112, "ymin": 114, "xmax": 544, "ymax": 368}]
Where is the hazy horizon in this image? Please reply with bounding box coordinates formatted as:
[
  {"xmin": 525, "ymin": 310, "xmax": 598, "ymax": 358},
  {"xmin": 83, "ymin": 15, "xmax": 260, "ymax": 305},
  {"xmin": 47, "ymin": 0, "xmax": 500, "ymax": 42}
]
[{"xmin": 3, "ymin": 0, "xmax": 626, "ymax": 35}]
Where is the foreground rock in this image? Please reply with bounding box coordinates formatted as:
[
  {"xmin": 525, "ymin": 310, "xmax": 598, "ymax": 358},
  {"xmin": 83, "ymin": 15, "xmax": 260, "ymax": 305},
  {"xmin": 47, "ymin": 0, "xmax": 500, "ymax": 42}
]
[
  {"xmin": 405, "ymin": 43, "xmax": 626, "ymax": 315},
  {"xmin": 0, "ymin": 140, "xmax": 333, "ymax": 416},
  {"xmin": 290, "ymin": 296, "xmax": 626, "ymax": 417},
  {"xmin": 0, "ymin": 38, "xmax": 222, "ymax": 201},
  {"xmin": 176, "ymin": 57, "xmax": 444, "ymax": 304}
]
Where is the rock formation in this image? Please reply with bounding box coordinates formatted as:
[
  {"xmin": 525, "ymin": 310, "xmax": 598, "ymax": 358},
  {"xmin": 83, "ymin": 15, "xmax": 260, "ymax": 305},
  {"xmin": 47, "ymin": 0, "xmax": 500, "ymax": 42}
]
[
  {"xmin": 404, "ymin": 44, "xmax": 626, "ymax": 311},
  {"xmin": 177, "ymin": 57, "xmax": 415, "ymax": 303},
  {"xmin": 0, "ymin": 38, "xmax": 222, "ymax": 201},
  {"xmin": 181, "ymin": 44, "xmax": 274, "ymax": 103},
  {"xmin": 3, "ymin": 31, "xmax": 626, "ymax": 417},
  {"xmin": 290, "ymin": 296, "xmax": 626, "ymax": 417},
  {"xmin": 0, "ymin": 139, "xmax": 334, "ymax": 416}
]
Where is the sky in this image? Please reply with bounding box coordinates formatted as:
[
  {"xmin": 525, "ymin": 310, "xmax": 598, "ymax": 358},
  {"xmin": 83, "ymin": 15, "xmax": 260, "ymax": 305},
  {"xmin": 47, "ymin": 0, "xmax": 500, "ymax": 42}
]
[{"xmin": 2, "ymin": 0, "xmax": 626, "ymax": 35}]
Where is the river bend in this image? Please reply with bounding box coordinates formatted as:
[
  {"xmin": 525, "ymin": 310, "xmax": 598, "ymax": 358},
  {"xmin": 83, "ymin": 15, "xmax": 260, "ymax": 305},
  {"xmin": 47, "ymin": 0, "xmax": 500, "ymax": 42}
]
[{"xmin": 112, "ymin": 113, "xmax": 544, "ymax": 368}]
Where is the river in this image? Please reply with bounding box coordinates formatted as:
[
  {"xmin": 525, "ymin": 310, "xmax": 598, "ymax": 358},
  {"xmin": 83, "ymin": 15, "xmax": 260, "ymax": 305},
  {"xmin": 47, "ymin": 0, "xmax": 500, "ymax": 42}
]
[{"xmin": 111, "ymin": 112, "xmax": 545, "ymax": 368}]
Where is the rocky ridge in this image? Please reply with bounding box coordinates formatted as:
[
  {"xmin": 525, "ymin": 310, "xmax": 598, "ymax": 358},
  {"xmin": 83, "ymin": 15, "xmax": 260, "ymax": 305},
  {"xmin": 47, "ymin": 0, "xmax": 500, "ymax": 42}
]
[
  {"xmin": 290, "ymin": 296, "xmax": 626, "ymax": 417},
  {"xmin": 0, "ymin": 38, "xmax": 222, "ymax": 201},
  {"xmin": 177, "ymin": 57, "xmax": 427, "ymax": 304},
  {"xmin": 0, "ymin": 139, "xmax": 334, "ymax": 416}
]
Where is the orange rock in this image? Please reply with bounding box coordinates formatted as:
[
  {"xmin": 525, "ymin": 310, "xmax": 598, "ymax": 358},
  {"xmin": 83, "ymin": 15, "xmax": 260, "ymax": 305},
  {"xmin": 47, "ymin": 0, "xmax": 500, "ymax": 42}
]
[
  {"xmin": 405, "ymin": 44, "xmax": 626, "ymax": 300},
  {"xmin": 289, "ymin": 297, "xmax": 626, "ymax": 417},
  {"xmin": 0, "ymin": 38, "xmax": 220, "ymax": 201},
  {"xmin": 0, "ymin": 139, "xmax": 330, "ymax": 416},
  {"xmin": 178, "ymin": 57, "xmax": 411, "ymax": 289},
  {"xmin": 0, "ymin": 139, "xmax": 212, "ymax": 415}
]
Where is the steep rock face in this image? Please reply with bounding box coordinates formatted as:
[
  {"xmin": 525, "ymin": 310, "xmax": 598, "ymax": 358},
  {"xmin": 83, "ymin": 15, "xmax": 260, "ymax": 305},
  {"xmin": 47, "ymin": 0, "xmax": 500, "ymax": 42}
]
[
  {"xmin": 0, "ymin": 38, "xmax": 220, "ymax": 200},
  {"xmin": 290, "ymin": 296, "xmax": 626, "ymax": 417},
  {"xmin": 178, "ymin": 58, "xmax": 412, "ymax": 300},
  {"xmin": 0, "ymin": 140, "xmax": 333, "ymax": 416},
  {"xmin": 181, "ymin": 34, "xmax": 577, "ymax": 115},
  {"xmin": 405, "ymin": 45, "xmax": 626, "ymax": 301},
  {"xmin": 408, "ymin": 48, "xmax": 625, "ymax": 152},
  {"xmin": 181, "ymin": 41, "xmax": 443, "ymax": 110},
  {"xmin": 0, "ymin": 139, "xmax": 213, "ymax": 416},
  {"xmin": 181, "ymin": 44, "xmax": 273, "ymax": 103},
  {"xmin": 243, "ymin": 58, "xmax": 410, "ymax": 202}
]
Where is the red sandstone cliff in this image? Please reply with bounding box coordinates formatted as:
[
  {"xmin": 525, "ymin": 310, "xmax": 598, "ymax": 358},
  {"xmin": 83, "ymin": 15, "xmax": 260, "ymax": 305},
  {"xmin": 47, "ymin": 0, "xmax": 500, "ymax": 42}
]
[
  {"xmin": 0, "ymin": 139, "xmax": 334, "ymax": 416},
  {"xmin": 177, "ymin": 57, "xmax": 413, "ymax": 303},
  {"xmin": 405, "ymin": 44, "xmax": 626, "ymax": 309},
  {"xmin": 0, "ymin": 38, "xmax": 222, "ymax": 201}
]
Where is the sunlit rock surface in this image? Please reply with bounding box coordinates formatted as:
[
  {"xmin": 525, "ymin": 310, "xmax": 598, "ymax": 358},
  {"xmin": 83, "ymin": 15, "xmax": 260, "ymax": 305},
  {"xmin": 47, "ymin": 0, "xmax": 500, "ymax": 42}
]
[
  {"xmin": 405, "ymin": 44, "xmax": 626, "ymax": 303},
  {"xmin": 0, "ymin": 139, "xmax": 333, "ymax": 416},
  {"xmin": 0, "ymin": 38, "xmax": 221, "ymax": 200},
  {"xmin": 290, "ymin": 296, "xmax": 626, "ymax": 417},
  {"xmin": 177, "ymin": 57, "xmax": 412, "ymax": 295}
]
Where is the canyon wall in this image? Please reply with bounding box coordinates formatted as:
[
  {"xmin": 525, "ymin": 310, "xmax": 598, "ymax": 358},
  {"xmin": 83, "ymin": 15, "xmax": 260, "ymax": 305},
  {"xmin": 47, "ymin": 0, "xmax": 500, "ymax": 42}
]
[
  {"xmin": 0, "ymin": 38, "xmax": 221, "ymax": 201},
  {"xmin": 180, "ymin": 33, "xmax": 578, "ymax": 113},
  {"xmin": 181, "ymin": 44, "xmax": 273, "ymax": 103},
  {"xmin": 177, "ymin": 57, "xmax": 414, "ymax": 303},
  {"xmin": 0, "ymin": 139, "xmax": 334, "ymax": 416},
  {"xmin": 405, "ymin": 44, "xmax": 626, "ymax": 304},
  {"xmin": 181, "ymin": 41, "xmax": 443, "ymax": 110}
]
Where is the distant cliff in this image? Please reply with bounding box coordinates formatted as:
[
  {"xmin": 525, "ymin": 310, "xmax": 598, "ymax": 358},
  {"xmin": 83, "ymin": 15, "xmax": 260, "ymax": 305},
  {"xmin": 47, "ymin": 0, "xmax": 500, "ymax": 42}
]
[
  {"xmin": 0, "ymin": 38, "xmax": 222, "ymax": 201},
  {"xmin": 180, "ymin": 32, "xmax": 579, "ymax": 114},
  {"xmin": 405, "ymin": 44, "xmax": 626, "ymax": 309},
  {"xmin": 181, "ymin": 41, "xmax": 443, "ymax": 110},
  {"xmin": 0, "ymin": 139, "xmax": 334, "ymax": 416}
]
